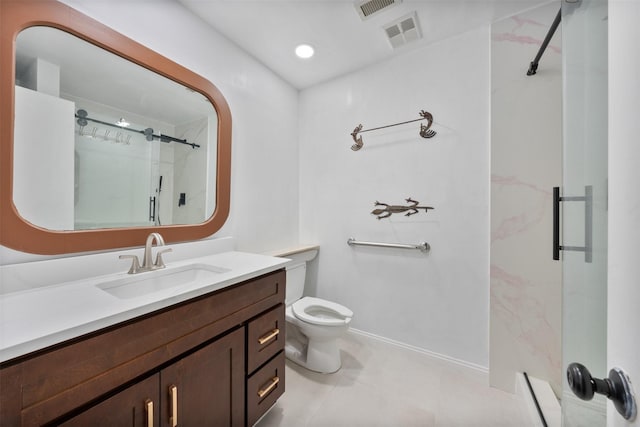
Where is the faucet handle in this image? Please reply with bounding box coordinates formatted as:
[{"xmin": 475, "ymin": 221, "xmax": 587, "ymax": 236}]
[
  {"xmin": 119, "ymin": 254, "xmax": 141, "ymax": 274},
  {"xmin": 154, "ymin": 248, "xmax": 172, "ymax": 268}
]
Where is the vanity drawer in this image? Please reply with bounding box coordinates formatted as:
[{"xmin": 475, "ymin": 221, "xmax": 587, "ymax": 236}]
[
  {"xmin": 246, "ymin": 351, "xmax": 285, "ymax": 426},
  {"xmin": 247, "ymin": 304, "xmax": 285, "ymax": 374}
]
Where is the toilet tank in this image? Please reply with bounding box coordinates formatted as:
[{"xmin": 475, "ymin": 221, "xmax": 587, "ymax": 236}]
[
  {"xmin": 270, "ymin": 246, "xmax": 318, "ymax": 306},
  {"xmin": 286, "ymin": 263, "xmax": 307, "ymax": 305}
]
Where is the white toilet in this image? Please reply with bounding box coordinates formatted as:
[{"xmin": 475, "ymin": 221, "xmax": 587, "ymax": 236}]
[{"xmin": 278, "ymin": 246, "xmax": 353, "ymax": 373}]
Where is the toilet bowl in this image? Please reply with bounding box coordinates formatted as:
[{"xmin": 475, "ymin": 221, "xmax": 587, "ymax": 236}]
[
  {"xmin": 292, "ymin": 296, "xmax": 352, "ymax": 327},
  {"xmin": 274, "ymin": 246, "xmax": 353, "ymax": 373},
  {"xmin": 286, "ymin": 296, "xmax": 353, "ymax": 373}
]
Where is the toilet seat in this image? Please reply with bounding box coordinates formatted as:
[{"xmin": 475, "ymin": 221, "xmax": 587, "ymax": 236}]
[{"xmin": 292, "ymin": 297, "xmax": 353, "ymax": 326}]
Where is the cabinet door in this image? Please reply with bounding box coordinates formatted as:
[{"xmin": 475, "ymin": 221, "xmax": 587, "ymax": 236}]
[
  {"xmin": 160, "ymin": 328, "xmax": 245, "ymax": 427},
  {"xmin": 59, "ymin": 374, "xmax": 159, "ymax": 427}
]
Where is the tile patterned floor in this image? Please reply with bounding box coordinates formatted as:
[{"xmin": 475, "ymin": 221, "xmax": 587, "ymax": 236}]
[{"xmin": 257, "ymin": 331, "xmax": 532, "ymax": 427}]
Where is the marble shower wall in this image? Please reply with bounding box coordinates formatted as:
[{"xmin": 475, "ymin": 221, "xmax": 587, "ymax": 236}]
[{"xmin": 490, "ymin": 3, "xmax": 562, "ymax": 395}]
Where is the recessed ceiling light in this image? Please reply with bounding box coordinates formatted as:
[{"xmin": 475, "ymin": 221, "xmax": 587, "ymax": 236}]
[{"xmin": 295, "ymin": 44, "xmax": 315, "ymax": 59}]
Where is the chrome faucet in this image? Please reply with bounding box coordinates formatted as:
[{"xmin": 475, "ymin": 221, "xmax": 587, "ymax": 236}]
[
  {"xmin": 142, "ymin": 232, "xmax": 168, "ymax": 269},
  {"xmin": 119, "ymin": 232, "xmax": 172, "ymax": 274}
]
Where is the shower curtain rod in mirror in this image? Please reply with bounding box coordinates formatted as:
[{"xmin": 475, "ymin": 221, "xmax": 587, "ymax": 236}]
[
  {"xmin": 350, "ymin": 109, "xmax": 436, "ymax": 151},
  {"xmin": 75, "ymin": 109, "xmax": 200, "ymax": 148}
]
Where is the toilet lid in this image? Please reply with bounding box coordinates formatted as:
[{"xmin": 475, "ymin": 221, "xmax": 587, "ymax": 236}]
[{"xmin": 292, "ymin": 297, "xmax": 353, "ymax": 326}]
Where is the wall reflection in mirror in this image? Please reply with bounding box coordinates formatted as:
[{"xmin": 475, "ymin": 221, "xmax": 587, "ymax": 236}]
[{"xmin": 14, "ymin": 26, "xmax": 218, "ymax": 231}]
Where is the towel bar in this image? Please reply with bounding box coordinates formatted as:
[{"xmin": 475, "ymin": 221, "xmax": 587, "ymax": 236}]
[{"xmin": 347, "ymin": 238, "xmax": 430, "ymax": 253}]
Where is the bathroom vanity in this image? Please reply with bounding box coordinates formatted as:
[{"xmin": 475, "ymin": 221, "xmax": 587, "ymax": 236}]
[{"xmin": 0, "ymin": 250, "xmax": 287, "ymax": 426}]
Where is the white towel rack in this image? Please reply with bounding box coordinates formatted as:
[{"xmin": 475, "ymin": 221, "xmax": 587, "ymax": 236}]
[{"xmin": 347, "ymin": 238, "xmax": 430, "ymax": 253}]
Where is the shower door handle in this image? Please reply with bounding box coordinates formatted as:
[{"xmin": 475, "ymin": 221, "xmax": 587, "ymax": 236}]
[
  {"xmin": 553, "ymin": 187, "xmax": 560, "ymax": 260},
  {"xmin": 149, "ymin": 196, "xmax": 156, "ymax": 222},
  {"xmin": 552, "ymin": 186, "xmax": 593, "ymax": 263},
  {"xmin": 567, "ymin": 362, "xmax": 637, "ymax": 421}
]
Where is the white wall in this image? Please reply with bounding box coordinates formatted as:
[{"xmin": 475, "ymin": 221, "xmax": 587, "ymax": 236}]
[
  {"xmin": 14, "ymin": 86, "xmax": 75, "ymax": 231},
  {"xmin": 608, "ymin": 1, "xmax": 640, "ymax": 425},
  {"xmin": 299, "ymin": 27, "xmax": 491, "ymax": 368},
  {"xmin": 1, "ymin": 0, "xmax": 300, "ymax": 263},
  {"xmin": 490, "ymin": 4, "xmax": 562, "ymax": 394}
]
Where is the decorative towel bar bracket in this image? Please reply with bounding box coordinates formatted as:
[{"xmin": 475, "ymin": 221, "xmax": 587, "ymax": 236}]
[
  {"xmin": 347, "ymin": 238, "xmax": 430, "ymax": 253},
  {"xmin": 350, "ymin": 110, "xmax": 436, "ymax": 151}
]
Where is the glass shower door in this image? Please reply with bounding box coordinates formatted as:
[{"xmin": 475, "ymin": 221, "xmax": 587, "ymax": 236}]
[{"xmin": 561, "ymin": 0, "xmax": 608, "ymax": 425}]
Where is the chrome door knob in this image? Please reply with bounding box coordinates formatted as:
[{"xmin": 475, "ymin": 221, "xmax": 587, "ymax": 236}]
[{"xmin": 567, "ymin": 362, "xmax": 637, "ymax": 421}]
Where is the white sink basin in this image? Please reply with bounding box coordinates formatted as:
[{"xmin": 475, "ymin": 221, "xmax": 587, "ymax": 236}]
[{"xmin": 97, "ymin": 263, "xmax": 230, "ymax": 299}]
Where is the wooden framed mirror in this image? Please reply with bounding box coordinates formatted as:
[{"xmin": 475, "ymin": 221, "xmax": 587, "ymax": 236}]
[{"xmin": 0, "ymin": 0, "xmax": 231, "ymax": 254}]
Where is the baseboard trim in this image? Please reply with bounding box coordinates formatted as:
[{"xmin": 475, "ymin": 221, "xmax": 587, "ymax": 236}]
[{"xmin": 347, "ymin": 328, "xmax": 488, "ymax": 374}]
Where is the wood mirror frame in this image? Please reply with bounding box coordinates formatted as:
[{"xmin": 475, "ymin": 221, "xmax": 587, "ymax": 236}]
[{"xmin": 0, "ymin": 0, "xmax": 231, "ymax": 255}]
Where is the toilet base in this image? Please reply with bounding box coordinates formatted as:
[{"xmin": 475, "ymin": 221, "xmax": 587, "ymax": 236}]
[
  {"xmin": 305, "ymin": 337, "xmax": 342, "ymax": 373},
  {"xmin": 285, "ymin": 339, "xmax": 342, "ymax": 374},
  {"xmin": 285, "ymin": 324, "xmax": 343, "ymax": 373}
]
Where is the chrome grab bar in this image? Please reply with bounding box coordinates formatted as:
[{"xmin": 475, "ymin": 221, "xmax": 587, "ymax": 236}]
[{"xmin": 347, "ymin": 238, "xmax": 430, "ymax": 253}]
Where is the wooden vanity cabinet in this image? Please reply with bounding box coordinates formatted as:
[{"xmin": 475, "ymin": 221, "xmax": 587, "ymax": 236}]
[
  {"xmin": 60, "ymin": 328, "xmax": 245, "ymax": 427},
  {"xmin": 158, "ymin": 328, "xmax": 245, "ymax": 427},
  {"xmin": 0, "ymin": 269, "xmax": 286, "ymax": 427},
  {"xmin": 57, "ymin": 374, "xmax": 161, "ymax": 427}
]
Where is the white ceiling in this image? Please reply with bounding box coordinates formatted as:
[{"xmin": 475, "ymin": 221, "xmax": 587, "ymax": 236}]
[{"xmin": 178, "ymin": 0, "xmax": 551, "ymax": 89}]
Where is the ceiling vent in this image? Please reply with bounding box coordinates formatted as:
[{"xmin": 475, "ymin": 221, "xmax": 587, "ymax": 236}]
[
  {"xmin": 383, "ymin": 12, "xmax": 422, "ymax": 49},
  {"xmin": 355, "ymin": 0, "xmax": 401, "ymax": 21}
]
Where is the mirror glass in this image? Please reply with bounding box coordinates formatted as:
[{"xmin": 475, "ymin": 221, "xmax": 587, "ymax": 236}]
[{"xmin": 14, "ymin": 26, "xmax": 218, "ymax": 231}]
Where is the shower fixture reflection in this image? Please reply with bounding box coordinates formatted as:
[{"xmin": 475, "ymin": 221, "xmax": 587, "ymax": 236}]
[{"xmin": 74, "ymin": 109, "xmax": 200, "ymax": 148}]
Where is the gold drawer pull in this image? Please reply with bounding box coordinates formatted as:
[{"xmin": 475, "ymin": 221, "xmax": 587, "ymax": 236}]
[
  {"xmin": 169, "ymin": 384, "xmax": 178, "ymax": 427},
  {"xmin": 257, "ymin": 376, "xmax": 280, "ymax": 399},
  {"xmin": 145, "ymin": 399, "xmax": 153, "ymax": 427},
  {"xmin": 258, "ymin": 328, "xmax": 280, "ymax": 345}
]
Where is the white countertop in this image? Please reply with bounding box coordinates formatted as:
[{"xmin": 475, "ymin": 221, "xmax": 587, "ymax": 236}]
[{"xmin": 0, "ymin": 251, "xmax": 289, "ymax": 363}]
